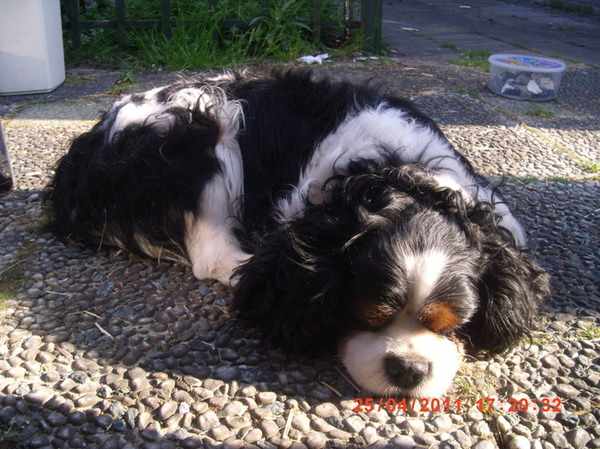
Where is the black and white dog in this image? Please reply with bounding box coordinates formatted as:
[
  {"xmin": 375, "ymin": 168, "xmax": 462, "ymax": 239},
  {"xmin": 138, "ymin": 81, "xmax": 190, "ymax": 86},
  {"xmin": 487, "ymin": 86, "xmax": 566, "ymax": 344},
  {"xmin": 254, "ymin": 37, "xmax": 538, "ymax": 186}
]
[{"xmin": 46, "ymin": 69, "xmax": 549, "ymax": 398}]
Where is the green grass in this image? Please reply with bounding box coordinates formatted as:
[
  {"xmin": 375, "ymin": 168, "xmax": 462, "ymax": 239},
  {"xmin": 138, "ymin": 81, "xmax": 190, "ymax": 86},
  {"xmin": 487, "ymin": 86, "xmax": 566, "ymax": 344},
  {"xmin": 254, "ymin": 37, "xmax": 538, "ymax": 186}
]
[
  {"xmin": 546, "ymin": 53, "xmax": 580, "ymax": 64},
  {"xmin": 547, "ymin": 176, "xmax": 573, "ymax": 183},
  {"xmin": 0, "ymin": 234, "xmax": 41, "ymax": 310},
  {"xmin": 580, "ymin": 161, "xmax": 600, "ymax": 174},
  {"xmin": 573, "ymin": 323, "xmax": 600, "ymax": 340},
  {"xmin": 453, "ymin": 362, "xmax": 500, "ymax": 409},
  {"xmin": 543, "ymin": 0, "xmax": 597, "ymax": 17},
  {"xmin": 457, "ymin": 88, "xmax": 479, "ymax": 99},
  {"xmin": 557, "ymin": 25, "xmax": 583, "ymax": 32},
  {"xmin": 450, "ymin": 50, "xmax": 491, "ymax": 70},
  {"xmin": 129, "ymin": 0, "xmax": 316, "ymax": 70},
  {"xmin": 0, "ymin": 264, "xmax": 26, "ymax": 308},
  {"xmin": 441, "ymin": 42, "xmax": 457, "ymax": 50},
  {"xmin": 525, "ymin": 108, "xmax": 557, "ymax": 118},
  {"xmin": 64, "ymin": 0, "xmax": 356, "ymax": 70},
  {"xmin": 0, "ymin": 425, "xmax": 19, "ymax": 449},
  {"xmin": 67, "ymin": 75, "xmax": 100, "ymax": 84}
]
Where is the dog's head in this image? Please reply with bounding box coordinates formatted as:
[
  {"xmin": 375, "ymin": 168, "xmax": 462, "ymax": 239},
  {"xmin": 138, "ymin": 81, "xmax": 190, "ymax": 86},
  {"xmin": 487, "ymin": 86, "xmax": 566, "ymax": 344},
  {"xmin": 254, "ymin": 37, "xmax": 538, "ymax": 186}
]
[{"xmin": 233, "ymin": 161, "xmax": 549, "ymax": 397}]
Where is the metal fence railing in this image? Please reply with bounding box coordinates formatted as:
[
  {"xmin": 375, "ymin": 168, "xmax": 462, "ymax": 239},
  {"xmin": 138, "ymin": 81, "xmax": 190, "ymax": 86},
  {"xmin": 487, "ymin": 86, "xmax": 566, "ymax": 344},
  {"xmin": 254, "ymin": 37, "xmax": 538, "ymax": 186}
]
[{"xmin": 62, "ymin": 0, "xmax": 382, "ymax": 54}]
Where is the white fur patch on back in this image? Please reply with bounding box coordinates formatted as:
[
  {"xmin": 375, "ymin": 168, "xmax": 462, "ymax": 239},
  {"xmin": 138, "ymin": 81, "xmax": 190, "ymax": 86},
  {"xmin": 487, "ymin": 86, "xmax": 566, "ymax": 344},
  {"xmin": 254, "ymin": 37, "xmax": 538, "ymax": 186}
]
[
  {"xmin": 277, "ymin": 105, "xmax": 527, "ymax": 247},
  {"xmin": 106, "ymin": 85, "xmax": 243, "ymax": 146},
  {"xmin": 277, "ymin": 106, "xmax": 469, "ymax": 219}
]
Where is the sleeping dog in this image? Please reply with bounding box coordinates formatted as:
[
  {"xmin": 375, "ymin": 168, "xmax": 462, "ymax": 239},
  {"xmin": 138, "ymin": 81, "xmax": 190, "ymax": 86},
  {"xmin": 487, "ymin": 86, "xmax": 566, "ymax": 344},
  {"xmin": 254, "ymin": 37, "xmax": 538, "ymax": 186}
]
[{"xmin": 46, "ymin": 69, "xmax": 549, "ymax": 398}]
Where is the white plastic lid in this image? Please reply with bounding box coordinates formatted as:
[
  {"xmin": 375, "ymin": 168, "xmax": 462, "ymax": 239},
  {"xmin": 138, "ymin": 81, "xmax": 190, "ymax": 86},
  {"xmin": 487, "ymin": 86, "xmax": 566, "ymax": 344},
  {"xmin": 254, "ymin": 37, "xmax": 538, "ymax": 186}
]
[{"xmin": 489, "ymin": 54, "xmax": 566, "ymax": 73}]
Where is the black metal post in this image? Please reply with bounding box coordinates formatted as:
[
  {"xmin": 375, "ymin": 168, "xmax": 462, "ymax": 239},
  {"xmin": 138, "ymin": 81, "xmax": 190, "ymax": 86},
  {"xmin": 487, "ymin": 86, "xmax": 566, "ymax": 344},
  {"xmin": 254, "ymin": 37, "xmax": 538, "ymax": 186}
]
[
  {"xmin": 161, "ymin": 0, "xmax": 172, "ymax": 39},
  {"xmin": 67, "ymin": 0, "xmax": 82, "ymax": 49},
  {"xmin": 313, "ymin": 0, "xmax": 322, "ymax": 45},
  {"xmin": 361, "ymin": 0, "xmax": 382, "ymax": 54},
  {"xmin": 0, "ymin": 122, "xmax": 14, "ymax": 192},
  {"xmin": 116, "ymin": 0, "xmax": 126, "ymax": 47}
]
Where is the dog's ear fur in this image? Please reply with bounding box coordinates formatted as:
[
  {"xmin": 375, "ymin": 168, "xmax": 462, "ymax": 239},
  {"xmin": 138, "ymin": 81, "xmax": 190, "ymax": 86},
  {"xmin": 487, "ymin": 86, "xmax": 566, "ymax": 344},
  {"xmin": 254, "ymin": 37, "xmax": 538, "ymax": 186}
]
[
  {"xmin": 464, "ymin": 234, "xmax": 549, "ymax": 353},
  {"xmin": 231, "ymin": 163, "xmax": 415, "ymax": 355},
  {"xmin": 231, "ymin": 211, "xmax": 356, "ymax": 355}
]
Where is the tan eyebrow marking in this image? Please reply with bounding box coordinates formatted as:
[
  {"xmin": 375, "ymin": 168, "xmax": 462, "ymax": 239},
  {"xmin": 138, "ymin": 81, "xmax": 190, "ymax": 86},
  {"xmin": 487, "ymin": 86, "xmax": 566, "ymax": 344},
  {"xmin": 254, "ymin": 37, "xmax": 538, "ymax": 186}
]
[
  {"xmin": 358, "ymin": 299, "xmax": 395, "ymax": 329},
  {"xmin": 420, "ymin": 301, "xmax": 461, "ymax": 333}
]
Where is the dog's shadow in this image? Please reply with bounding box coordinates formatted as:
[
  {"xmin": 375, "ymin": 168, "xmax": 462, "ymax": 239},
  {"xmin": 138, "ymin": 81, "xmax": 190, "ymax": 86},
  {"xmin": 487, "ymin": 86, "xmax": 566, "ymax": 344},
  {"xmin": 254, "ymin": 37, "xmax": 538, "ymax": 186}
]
[
  {"xmin": 33, "ymin": 239, "xmax": 358, "ymax": 398},
  {"xmin": 2, "ymin": 181, "xmax": 598, "ymax": 447}
]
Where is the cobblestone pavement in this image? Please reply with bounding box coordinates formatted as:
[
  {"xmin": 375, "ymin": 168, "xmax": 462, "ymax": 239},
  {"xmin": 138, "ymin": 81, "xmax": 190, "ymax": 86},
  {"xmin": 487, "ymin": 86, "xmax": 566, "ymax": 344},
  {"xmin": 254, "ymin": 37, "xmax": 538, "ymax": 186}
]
[{"xmin": 3, "ymin": 3, "xmax": 598, "ymax": 447}]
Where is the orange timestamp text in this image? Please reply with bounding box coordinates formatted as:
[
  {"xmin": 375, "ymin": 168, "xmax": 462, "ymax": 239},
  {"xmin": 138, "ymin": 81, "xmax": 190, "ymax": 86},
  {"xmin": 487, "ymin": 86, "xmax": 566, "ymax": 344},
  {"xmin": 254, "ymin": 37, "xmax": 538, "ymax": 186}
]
[{"xmin": 352, "ymin": 397, "xmax": 562, "ymax": 413}]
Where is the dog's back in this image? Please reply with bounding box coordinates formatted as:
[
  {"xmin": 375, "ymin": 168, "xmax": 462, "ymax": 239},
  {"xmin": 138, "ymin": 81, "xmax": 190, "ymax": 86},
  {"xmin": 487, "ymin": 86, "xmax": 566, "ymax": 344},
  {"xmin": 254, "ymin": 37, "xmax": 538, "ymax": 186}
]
[{"xmin": 45, "ymin": 69, "xmax": 446, "ymax": 266}]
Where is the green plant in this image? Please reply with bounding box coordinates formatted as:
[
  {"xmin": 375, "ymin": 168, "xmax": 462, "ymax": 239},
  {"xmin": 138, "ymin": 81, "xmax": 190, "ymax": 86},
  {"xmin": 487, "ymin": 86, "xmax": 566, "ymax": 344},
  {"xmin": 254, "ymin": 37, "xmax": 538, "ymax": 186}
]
[
  {"xmin": 573, "ymin": 324, "xmax": 600, "ymax": 340},
  {"xmin": 543, "ymin": 0, "xmax": 596, "ymax": 17},
  {"xmin": 457, "ymin": 88, "xmax": 479, "ymax": 99},
  {"xmin": 0, "ymin": 424, "xmax": 19, "ymax": 449},
  {"xmin": 64, "ymin": 28, "xmax": 124, "ymax": 68},
  {"xmin": 525, "ymin": 108, "xmax": 557, "ymax": 118},
  {"xmin": 547, "ymin": 176, "xmax": 572, "ymax": 183},
  {"xmin": 580, "ymin": 161, "xmax": 600, "ymax": 173},
  {"xmin": 453, "ymin": 362, "xmax": 500, "ymax": 407},
  {"xmin": 450, "ymin": 50, "xmax": 491, "ymax": 70},
  {"xmin": 64, "ymin": 0, "xmax": 354, "ymax": 70},
  {"xmin": 330, "ymin": 31, "xmax": 366, "ymax": 58},
  {"xmin": 0, "ymin": 264, "xmax": 26, "ymax": 307}
]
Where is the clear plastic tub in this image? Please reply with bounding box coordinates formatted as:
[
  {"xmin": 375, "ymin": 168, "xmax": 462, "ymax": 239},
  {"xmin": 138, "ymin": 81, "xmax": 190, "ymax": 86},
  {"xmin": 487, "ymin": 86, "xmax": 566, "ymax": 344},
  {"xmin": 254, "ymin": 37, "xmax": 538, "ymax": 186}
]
[{"xmin": 489, "ymin": 54, "xmax": 566, "ymax": 101}]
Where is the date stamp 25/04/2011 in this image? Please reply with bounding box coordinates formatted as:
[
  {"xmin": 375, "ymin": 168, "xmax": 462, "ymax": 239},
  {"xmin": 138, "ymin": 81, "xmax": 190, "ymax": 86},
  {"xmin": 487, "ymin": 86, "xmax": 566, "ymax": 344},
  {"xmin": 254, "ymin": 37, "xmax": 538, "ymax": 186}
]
[{"xmin": 352, "ymin": 397, "xmax": 563, "ymax": 414}]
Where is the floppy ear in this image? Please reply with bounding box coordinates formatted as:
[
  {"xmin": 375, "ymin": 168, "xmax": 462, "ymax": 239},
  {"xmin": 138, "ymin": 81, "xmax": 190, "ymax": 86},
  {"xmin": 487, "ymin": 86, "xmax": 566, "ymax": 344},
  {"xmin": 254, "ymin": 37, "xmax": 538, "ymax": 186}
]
[
  {"xmin": 464, "ymin": 237, "xmax": 549, "ymax": 353},
  {"xmin": 231, "ymin": 164, "xmax": 415, "ymax": 355},
  {"xmin": 231, "ymin": 215, "xmax": 355, "ymax": 356}
]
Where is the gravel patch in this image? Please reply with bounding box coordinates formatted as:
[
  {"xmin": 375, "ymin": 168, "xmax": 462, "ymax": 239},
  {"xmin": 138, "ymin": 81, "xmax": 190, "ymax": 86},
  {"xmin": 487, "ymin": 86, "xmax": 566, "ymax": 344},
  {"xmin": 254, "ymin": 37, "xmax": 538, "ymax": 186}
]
[{"xmin": 1, "ymin": 64, "xmax": 598, "ymax": 449}]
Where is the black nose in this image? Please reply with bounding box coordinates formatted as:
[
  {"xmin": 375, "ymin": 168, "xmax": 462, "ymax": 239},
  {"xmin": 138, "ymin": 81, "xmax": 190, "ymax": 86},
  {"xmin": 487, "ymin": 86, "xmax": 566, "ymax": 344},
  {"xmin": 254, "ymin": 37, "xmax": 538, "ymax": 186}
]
[{"xmin": 385, "ymin": 356, "xmax": 430, "ymax": 390}]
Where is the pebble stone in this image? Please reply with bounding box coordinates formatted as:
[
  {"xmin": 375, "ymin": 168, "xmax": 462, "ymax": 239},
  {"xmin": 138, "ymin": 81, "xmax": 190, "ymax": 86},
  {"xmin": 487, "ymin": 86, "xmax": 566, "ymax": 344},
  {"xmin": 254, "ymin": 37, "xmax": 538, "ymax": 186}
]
[
  {"xmin": 472, "ymin": 440, "xmax": 496, "ymax": 449},
  {"xmin": 7, "ymin": 366, "xmax": 27, "ymax": 379},
  {"xmin": 304, "ymin": 432, "xmax": 328, "ymax": 449},
  {"xmin": 313, "ymin": 403, "xmax": 339, "ymax": 419},
  {"xmin": 433, "ymin": 415, "xmax": 453, "ymax": 433},
  {"xmin": 158, "ymin": 401, "xmax": 178, "ymax": 420},
  {"xmin": 343, "ymin": 415, "xmax": 365, "ymax": 433},
  {"xmin": 292, "ymin": 414, "xmax": 311, "ymax": 433},
  {"xmin": 0, "ymin": 63, "xmax": 598, "ymax": 449},
  {"xmin": 566, "ymin": 428, "xmax": 592, "ymax": 447},
  {"xmin": 555, "ymin": 384, "xmax": 580, "ymax": 398},
  {"xmin": 508, "ymin": 435, "xmax": 532, "ymax": 449},
  {"xmin": 24, "ymin": 388, "xmax": 55, "ymax": 405},
  {"xmin": 47, "ymin": 412, "xmax": 68, "ymax": 427}
]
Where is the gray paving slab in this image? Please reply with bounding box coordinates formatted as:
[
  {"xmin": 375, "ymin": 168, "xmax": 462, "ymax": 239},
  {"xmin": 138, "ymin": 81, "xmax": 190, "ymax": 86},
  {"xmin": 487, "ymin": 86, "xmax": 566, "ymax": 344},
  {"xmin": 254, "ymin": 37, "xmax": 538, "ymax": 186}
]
[{"xmin": 383, "ymin": 0, "xmax": 600, "ymax": 66}]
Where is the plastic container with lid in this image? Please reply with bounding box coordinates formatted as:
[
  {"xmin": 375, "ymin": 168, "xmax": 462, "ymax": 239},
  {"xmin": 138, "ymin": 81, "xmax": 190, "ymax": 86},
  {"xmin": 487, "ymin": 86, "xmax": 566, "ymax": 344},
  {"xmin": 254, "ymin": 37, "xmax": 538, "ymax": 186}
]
[{"xmin": 488, "ymin": 54, "xmax": 566, "ymax": 101}]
